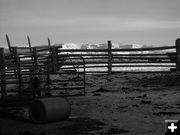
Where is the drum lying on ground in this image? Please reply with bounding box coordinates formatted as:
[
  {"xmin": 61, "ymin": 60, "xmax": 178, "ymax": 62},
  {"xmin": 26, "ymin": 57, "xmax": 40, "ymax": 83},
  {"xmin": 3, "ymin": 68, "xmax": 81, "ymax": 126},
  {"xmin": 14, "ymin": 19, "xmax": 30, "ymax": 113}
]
[{"xmin": 29, "ymin": 97, "xmax": 71, "ymax": 123}]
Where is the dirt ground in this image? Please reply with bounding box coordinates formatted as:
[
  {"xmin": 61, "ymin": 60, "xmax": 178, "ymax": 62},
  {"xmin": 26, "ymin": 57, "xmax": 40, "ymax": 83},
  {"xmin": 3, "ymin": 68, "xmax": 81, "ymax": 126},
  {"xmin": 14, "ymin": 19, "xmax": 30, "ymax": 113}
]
[{"xmin": 0, "ymin": 72, "xmax": 180, "ymax": 135}]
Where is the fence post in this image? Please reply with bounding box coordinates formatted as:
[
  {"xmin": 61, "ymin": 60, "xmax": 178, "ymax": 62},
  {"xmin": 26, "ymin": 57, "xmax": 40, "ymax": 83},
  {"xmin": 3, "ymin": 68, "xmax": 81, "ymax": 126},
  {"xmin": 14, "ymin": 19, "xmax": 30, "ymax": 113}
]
[
  {"xmin": 176, "ymin": 38, "xmax": 180, "ymax": 72},
  {"xmin": 6, "ymin": 34, "xmax": 13, "ymax": 53},
  {"xmin": 27, "ymin": 35, "xmax": 32, "ymax": 52},
  {"xmin": 33, "ymin": 47, "xmax": 38, "ymax": 68},
  {"xmin": 0, "ymin": 48, "xmax": 6, "ymax": 101},
  {"xmin": 52, "ymin": 47, "xmax": 58, "ymax": 72},
  {"xmin": 108, "ymin": 40, "xmax": 112, "ymax": 75},
  {"xmin": 12, "ymin": 47, "xmax": 23, "ymax": 100},
  {"xmin": 48, "ymin": 38, "xmax": 51, "ymax": 47}
]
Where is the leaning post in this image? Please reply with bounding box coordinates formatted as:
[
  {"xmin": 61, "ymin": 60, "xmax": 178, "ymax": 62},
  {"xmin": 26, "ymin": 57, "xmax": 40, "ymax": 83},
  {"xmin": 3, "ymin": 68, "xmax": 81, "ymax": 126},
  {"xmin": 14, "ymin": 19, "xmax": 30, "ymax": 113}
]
[
  {"xmin": 176, "ymin": 38, "xmax": 180, "ymax": 72},
  {"xmin": 27, "ymin": 35, "xmax": 32, "ymax": 52},
  {"xmin": 108, "ymin": 40, "xmax": 112, "ymax": 75},
  {"xmin": 48, "ymin": 38, "xmax": 51, "ymax": 47},
  {"xmin": 6, "ymin": 34, "xmax": 13, "ymax": 53}
]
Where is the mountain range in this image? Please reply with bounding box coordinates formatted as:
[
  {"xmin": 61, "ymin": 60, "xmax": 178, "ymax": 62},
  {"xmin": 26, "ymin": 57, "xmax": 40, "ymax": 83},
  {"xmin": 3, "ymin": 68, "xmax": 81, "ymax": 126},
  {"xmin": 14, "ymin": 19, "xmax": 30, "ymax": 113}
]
[{"xmin": 60, "ymin": 43, "xmax": 153, "ymax": 49}]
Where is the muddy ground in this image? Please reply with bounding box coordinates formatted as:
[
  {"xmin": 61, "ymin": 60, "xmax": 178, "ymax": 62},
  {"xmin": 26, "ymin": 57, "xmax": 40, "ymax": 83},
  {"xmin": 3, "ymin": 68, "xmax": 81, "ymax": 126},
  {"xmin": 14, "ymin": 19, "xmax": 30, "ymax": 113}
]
[{"xmin": 0, "ymin": 73, "xmax": 180, "ymax": 135}]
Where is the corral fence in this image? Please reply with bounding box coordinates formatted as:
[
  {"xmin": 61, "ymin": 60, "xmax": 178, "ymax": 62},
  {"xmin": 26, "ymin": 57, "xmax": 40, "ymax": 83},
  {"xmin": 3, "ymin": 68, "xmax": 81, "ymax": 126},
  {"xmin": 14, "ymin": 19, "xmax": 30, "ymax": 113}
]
[
  {"xmin": 59, "ymin": 38, "xmax": 180, "ymax": 74},
  {"xmin": 0, "ymin": 45, "xmax": 86, "ymax": 105},
  {"xmin": 0, "ymin": 37, "xmax": 180, "ymax": 105}
]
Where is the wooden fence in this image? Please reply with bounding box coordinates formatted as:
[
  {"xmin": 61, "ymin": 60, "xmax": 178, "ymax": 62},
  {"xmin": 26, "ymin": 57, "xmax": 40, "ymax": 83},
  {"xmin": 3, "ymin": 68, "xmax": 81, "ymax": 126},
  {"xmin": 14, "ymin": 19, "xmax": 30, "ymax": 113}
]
[
  {"xmin": 1, "ymin": 38, "xmax": 180, "ymax": 75},
  {"xmin": 59, "ymin": 39, "xmax": 180, "ymax": 74},
  {"xmin": 0, "ymin": 46, "xmax": 86, "ymax": 105},
  {"xmin": 0, "ymin": 38, "xmax": 180, "ymax": 104}
]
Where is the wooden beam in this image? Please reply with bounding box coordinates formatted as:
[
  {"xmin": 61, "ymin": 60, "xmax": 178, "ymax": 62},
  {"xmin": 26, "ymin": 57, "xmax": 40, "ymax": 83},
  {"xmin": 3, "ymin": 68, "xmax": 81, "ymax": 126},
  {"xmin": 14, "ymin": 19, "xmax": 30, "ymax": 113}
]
[
  {"xmin": 113, "ymin": 53, "xmax": 176, "ymax": 56},
  {"xmin": 176, "ymin": 38, "xmax": 180, "ymax": 72},
  {"xmin": 12, "ymin": 47, "xmax": 23, "ymax": 100},
  {"xmin": 51, "ymin": 47, "xmax": 58, "ymax": 72},
  {"xmin": 59, "ymin": 49, "xmax": 107, "ymax": 52},
  {"xmin": 33, "ymin": 48, "xmax": 38, "ymax": 68},
  {"xmin": 108, "ymin": 40, "xmax": 112, "ymax": 75},
  {"xmin": 59, "ymin": 54, "xmax": 108, "ymax": 56},
  {"xmin": 112, "ymin": 64, "xmax": 175, "ymax": 67}
]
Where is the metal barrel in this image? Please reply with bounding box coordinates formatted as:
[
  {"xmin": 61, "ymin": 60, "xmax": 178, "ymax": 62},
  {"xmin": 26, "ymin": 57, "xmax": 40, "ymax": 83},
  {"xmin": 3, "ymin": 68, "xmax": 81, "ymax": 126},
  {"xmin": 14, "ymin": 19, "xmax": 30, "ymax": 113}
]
[{"xmin": 29, "ymin": 97, "xmax": 71, "ymax": 123}]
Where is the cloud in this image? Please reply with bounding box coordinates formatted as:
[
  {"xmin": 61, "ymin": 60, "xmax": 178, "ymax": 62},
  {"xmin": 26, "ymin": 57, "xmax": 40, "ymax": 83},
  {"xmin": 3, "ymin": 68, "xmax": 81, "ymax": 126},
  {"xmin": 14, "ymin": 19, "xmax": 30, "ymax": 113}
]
[
  {"xmin": 0, "ymin": 0, "xmax": 180, "ymax": 47},
  {"xmin": 2, "ymin": 15, "xmax": 179, "ymax": 32}
]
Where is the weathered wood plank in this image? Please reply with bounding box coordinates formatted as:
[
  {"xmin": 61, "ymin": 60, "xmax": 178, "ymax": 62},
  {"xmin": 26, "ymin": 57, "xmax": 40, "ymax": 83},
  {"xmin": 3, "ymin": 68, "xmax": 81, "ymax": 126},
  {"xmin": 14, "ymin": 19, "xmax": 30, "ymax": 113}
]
[
  {"xmin": 12, "ymin": 47, "xmax": 23, "ymax": 100},
  {"xmin": 176, "ymin": 38, "xmax": 180, "ymax": 72},
  {"xmin": 61, "ymin": 65, "xmax": 108, "ymax": 69},
  {"xmin": 108, "ymin": 40, "xmax": 112, "ymax": 75},
  {"xmin": 112, "ymin": 61, "xmax": 175, "ymax": 63},
  {"xmin": 58, "ymin": 56, "xmax": 108, "ymax": 60},
  {"xmin": 112, "ymin": 64, "xmax": 175, "ymax": 67},
  {"xmin": 113, "ymin": 53, "xmax": 176, "ymax": 56},
  {"xmin": 113, "ymin": 56, "xmax": 173, "ymax": 60},
  {"xmin": 59, "ymin": 49, "xmax": 108, "ymax": 52},
  {"xmin": 59, "ymin": 54, "xmax": 108, "ymax": 56}
]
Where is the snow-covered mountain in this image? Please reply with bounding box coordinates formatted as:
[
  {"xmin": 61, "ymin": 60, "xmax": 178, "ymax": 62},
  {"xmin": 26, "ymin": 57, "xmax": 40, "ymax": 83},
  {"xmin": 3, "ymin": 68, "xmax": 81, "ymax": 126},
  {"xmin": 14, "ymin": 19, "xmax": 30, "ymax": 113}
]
[
  {"xmin": 61, "ymin": 43, "xmax": 81, "ymax": 49},
  {"xmin": 61, "ymin": 43, "xmax": 147, "ymax": 49},
  {"xmin": 60, "ymin": 43, "xmax": 169, "ymax": 55}
]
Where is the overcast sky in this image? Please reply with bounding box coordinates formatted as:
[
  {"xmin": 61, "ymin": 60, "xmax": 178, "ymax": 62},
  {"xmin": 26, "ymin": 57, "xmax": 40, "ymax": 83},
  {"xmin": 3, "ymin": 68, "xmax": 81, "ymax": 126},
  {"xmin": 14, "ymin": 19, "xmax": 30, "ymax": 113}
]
[{"xmin": 0, "ymin": 0, "xmax": 180, "ymax": 47}]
